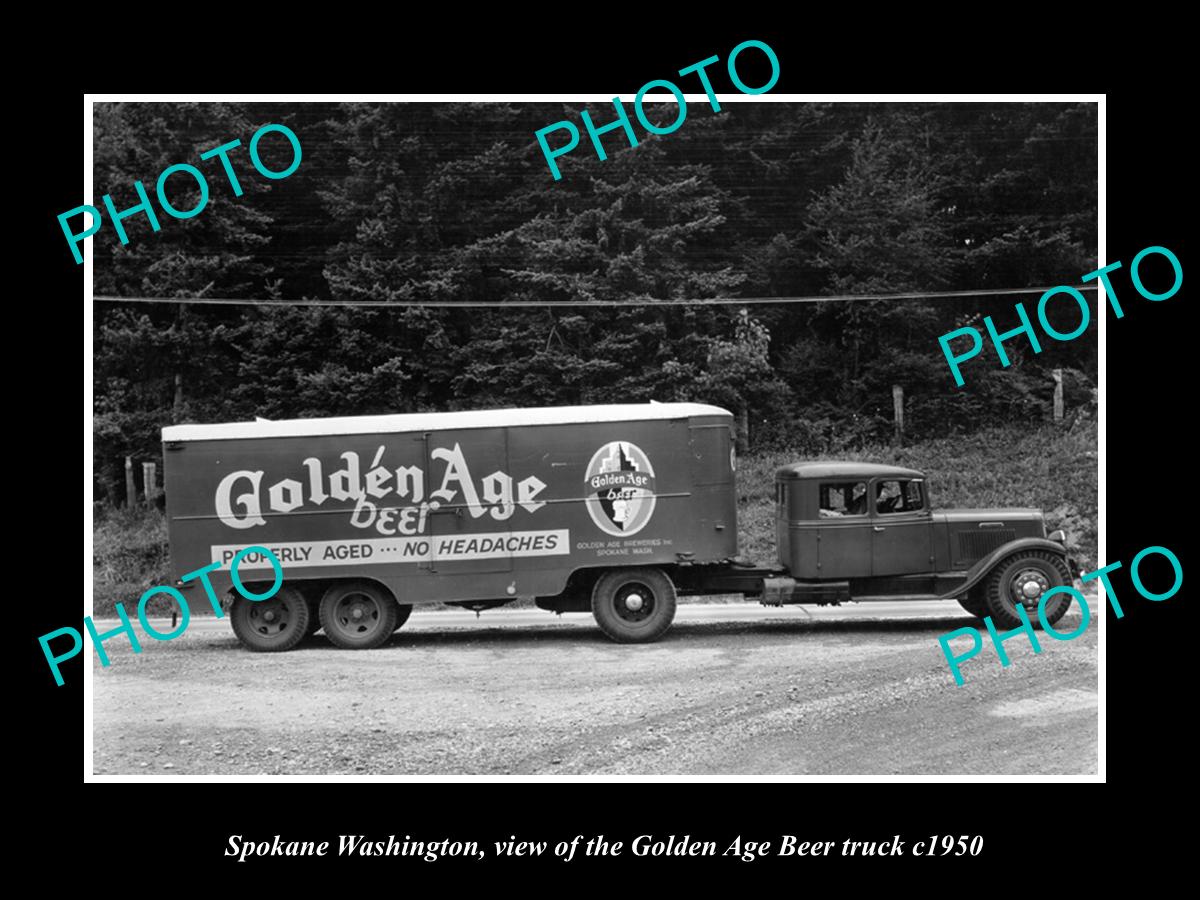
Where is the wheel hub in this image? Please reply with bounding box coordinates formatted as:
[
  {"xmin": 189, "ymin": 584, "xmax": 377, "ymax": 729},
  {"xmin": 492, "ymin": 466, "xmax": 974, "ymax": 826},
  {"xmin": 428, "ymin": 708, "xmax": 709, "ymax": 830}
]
[
  {"xmin": 614, "ymin": 583, "xmax": 655, "ymax": 623},
  {"xmin": 336, "ymin": 594, "xmax": 380, "ymax": 633},
  {"xmin": 249, "ymin": 599, "xmax": 289, "ymax": 636}
]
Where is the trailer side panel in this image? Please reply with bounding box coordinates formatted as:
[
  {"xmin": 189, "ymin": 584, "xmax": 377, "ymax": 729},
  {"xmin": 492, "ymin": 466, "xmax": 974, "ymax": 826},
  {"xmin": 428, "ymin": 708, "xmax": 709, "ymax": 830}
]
[{"xmin": 163, "ymin": 406, "xmax": 736, "ymax": 606}]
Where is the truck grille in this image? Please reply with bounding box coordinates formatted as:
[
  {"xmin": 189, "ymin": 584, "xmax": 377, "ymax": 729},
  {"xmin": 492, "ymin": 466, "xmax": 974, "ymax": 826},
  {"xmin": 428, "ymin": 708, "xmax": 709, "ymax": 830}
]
[{"xmin": 959, "ymin": 530, "xmax": 1016, "ymax": 561}]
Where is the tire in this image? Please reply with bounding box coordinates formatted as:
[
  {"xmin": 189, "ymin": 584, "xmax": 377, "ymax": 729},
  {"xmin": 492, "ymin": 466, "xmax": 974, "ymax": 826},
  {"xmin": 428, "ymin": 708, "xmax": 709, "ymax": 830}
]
[
  {"xmin": 229, "ymin": 586, "xmax": 310, "ymax": 652},
  {"xmin": 304, "ymin": 609, "xmax": 322, "ymax": 637},
  {"xmin": 319, "ymin": 580, "xmax": 398, "ymax": 649},
  {"xmin": 393, "ymin": 604, "xmax": 413, "ymax": 632},
  {"xmin": 591, "ymin": 567, "xmax": 677, "ymax": 644},
  {"xmin": 302, "ymin": 594, "xmax": 322, "ymax": 636},
  {"xmin": 957, "ymin": 590, "xmax": 988, "ymax": 618},
  {"xmin": 984, "ymin": 551, "xmax": 1073, "ymax": 631}
]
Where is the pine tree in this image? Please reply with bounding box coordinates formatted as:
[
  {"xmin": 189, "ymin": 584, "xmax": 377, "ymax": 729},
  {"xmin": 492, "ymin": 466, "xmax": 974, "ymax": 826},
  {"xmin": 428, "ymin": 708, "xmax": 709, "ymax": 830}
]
[{"xmin": 93, "ymin": 102, "xmax": 281, "ymax": 502}]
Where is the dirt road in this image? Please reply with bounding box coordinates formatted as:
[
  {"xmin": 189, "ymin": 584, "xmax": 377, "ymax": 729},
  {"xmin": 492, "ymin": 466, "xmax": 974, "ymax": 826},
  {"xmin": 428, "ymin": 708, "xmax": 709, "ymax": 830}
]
[{"xmin": 91, "ymin": 601, "xmax": 1098, "ymax": 776}]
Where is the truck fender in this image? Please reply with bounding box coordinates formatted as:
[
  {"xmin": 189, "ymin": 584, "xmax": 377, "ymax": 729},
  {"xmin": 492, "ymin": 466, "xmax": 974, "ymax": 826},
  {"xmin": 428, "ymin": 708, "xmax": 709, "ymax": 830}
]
[{"xmin": 937, "ymin": 537, "xmax": 1071, "ymax": 601}]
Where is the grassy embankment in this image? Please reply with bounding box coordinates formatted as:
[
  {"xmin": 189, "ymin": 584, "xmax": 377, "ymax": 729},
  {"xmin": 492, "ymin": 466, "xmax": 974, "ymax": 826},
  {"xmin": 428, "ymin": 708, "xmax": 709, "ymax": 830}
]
[{"xmin": 93, "ymin": 420, "xmax": 1096, "ymax": 616}]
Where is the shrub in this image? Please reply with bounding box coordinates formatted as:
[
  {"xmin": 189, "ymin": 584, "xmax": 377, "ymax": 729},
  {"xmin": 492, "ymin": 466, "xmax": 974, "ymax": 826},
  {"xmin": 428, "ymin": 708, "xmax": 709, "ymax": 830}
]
[{"xmin": 93, "ymin": 505, "xmax": 170, "ymax": 617}]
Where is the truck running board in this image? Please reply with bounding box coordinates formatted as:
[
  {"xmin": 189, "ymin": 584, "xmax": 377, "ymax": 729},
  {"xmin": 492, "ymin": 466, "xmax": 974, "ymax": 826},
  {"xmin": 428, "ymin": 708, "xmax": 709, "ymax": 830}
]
[{"xmin": 761, "ymin": 577, "xmax": 850, "ymax": 606}]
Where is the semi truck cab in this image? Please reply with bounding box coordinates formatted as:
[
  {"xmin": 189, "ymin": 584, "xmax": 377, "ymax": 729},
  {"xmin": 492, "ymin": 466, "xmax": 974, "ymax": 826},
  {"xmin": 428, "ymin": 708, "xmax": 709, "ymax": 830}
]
[{"xmin": 767, "ymin": 461, "xmax": 1075, "ymax": 630}]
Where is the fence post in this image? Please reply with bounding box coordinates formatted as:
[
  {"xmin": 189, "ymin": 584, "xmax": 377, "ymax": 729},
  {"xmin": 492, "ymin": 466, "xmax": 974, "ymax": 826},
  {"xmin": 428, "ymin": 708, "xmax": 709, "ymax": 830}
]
[
  {"xmin": 1052, "ymin": 369, "xmax": 1064, "ymax": 422},
  {"xmin": 124, "ymin": 456, "xmax": 136, "ymax": 508},
  {"xmin": 143, "ymin": 462, "xmax": 157, "ymax": 506},
  {"xmin": 736, "ymin": 408, "xmax": 749, "ymax": 455},
  {"xmin": 892, "ymin": 385, "xmax": 904, "ymax": 446}
]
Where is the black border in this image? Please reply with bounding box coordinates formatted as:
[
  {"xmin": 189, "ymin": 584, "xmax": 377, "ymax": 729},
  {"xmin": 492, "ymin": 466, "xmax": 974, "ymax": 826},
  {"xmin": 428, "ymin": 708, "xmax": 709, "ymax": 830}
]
[{"xmin": 37, "ymin": 25, "xmax": 1189, "ymax": 882}]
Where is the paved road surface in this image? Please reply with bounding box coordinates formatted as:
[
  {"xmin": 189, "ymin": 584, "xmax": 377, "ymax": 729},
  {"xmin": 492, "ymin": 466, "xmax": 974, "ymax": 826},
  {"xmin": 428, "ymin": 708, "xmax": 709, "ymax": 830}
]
[{"xmin": 91, "ymin": 600, "xmax": 1099, "ymax": 776}]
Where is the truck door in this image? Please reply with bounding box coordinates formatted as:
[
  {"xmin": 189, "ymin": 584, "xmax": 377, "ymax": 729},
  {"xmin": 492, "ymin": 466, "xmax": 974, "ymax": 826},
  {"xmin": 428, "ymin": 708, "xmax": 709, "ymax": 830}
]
[
  {"xmin": 424, "ymin": 428, "xmax": 514, "ymax": 576},
  {"xmin": 812, "ymin": 480, "xmax": 872, "ymax": 578},
  {"xmin": 869, "ymin": 478, "xmax": 933, "ymax": 577}
]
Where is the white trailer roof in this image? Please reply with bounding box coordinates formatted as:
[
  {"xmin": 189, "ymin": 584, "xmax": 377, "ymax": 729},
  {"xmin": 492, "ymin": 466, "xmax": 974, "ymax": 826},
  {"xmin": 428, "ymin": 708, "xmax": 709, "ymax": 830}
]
[{"xmin": 161, "ymin": 402, "xmax": 731, "ymax": 442}]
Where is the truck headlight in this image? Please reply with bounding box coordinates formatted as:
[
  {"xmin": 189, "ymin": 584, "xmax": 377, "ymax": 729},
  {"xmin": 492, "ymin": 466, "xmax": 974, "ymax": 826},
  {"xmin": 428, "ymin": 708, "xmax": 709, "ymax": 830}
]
[{"xmin": 1049, "ymin": 529, "xmax": 1066, "ymax": 543}]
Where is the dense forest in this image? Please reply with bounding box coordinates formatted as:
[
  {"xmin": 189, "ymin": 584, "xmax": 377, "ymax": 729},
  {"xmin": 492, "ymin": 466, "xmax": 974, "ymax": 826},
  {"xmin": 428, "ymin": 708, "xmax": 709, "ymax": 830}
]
[{"xmin": 92, "ymin": 101, "xmax": 1097, "ymax": 504}]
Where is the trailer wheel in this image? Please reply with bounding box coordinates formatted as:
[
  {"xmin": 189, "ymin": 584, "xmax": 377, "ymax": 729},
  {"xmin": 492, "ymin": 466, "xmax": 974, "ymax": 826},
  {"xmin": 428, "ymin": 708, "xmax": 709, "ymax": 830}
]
[
  {"xmin": 984, "ymin": 551, "xmax": 1073, "ymax": 631},
  {"xmin": 393, "ymin": 604, "xmax": 413, "ymax": 632},
  {"xmin": 229, "ymin": 587, "xmax": 310, "ymax": 653},
  {"xmin": 319, "ymin": 581, "xmax": 398, "ymax": 649},
  {"xmin": 591, "ymin": 567, "xmax": 677, "ymax": 644},
  {"xmin": 304, "ymin": 608, "xmax": 322, "ymax": 637},
  {"xmin": 302, "ymin": 594, "xmax": 322, "ymax": 636}
]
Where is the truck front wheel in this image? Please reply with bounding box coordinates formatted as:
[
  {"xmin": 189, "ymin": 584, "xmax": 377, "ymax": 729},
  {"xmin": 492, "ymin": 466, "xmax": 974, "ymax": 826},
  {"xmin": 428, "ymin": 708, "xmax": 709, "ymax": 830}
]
[
  {"xmin": 230, "ymin": 587, "xmax": 311, "ymax": 652},
  {"xmin": 591, "ymin": 567, "xmax": 677, "ymax": 644},
  {"xmin": 319, "ymin": 581, "xmax": 399, "ymax": 649},
  {"xmin": 984, "ymin": 551, "xmax": 1073, "ymax": 631}
]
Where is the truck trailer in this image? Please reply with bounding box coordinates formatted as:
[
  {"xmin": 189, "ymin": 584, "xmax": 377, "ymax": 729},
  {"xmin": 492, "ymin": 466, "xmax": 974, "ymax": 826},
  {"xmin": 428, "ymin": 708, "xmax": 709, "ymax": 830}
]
[{"xmin": 161, "ymin": 402, "xmax": 1076, "ymax": 651}]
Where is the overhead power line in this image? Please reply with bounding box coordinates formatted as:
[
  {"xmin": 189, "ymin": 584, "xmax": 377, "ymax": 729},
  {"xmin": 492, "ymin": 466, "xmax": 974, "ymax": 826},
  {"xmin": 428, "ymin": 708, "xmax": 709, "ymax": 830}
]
[{"xmin": 93, "ymin": 285, "xmax": 1098, "ymax": 309}]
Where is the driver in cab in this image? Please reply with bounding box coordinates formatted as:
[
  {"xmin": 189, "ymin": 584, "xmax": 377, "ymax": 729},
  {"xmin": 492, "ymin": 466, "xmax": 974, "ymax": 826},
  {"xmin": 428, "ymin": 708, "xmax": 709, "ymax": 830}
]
[{"xmin": 875, "ymin": 481, "xmax": 902, "ymax": 513}]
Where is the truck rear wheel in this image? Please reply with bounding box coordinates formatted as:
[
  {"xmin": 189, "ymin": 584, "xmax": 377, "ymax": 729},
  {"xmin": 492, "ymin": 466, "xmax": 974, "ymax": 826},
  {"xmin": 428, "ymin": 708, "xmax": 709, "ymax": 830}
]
[
  {"xmin": 393, "ymin": 604, "xmax": 413, "ymax": 631},
  {"xmin": 300, "ymin": 590, "xmax": 322, "ymax": 637},
  {"xmin": 591, "ymin": 567, "xmax": 677, "ymax": 644},
  {"xmin": 230, "ymin": 587, "xmax": 310, "ymax": 652},
  {"xmin": 319, "ymin": 581, "xmax": 398, "ymax": 649},
  {"xmin": 984, "ymin": 551, "xmax": 1073, "ymax": 631},
  {"xmin": 304, "ymin": 608, "xmax": 322, "ymax": 637}
]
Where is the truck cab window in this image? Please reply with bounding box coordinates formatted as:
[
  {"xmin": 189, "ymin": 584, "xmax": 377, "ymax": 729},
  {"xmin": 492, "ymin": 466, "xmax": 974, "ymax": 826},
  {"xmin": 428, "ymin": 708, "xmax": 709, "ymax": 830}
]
[
  {"xmin": 819, "ymin": 481, "xmax": 867, "ymax": 518},
  {"xmin": 904, "ymin": 480, "xmax": 925, "ymax": 511},
  {"xmin": 876, "ymin": 479, "xmax": 924, "ymax": 515}
]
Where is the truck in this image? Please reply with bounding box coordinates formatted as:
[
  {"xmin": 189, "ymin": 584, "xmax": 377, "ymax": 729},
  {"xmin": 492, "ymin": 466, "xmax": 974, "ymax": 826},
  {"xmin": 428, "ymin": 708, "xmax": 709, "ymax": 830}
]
[{"xmin": 161, "ymin": 402, "xmax": 1076, "ymax": 651}]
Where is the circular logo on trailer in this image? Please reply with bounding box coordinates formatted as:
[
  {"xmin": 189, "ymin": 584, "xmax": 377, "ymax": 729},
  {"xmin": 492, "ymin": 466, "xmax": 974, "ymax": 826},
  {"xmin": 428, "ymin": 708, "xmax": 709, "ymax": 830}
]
[{"xmin": 584, "ymin": 441, "xmax": 657, "ymax": 537}]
